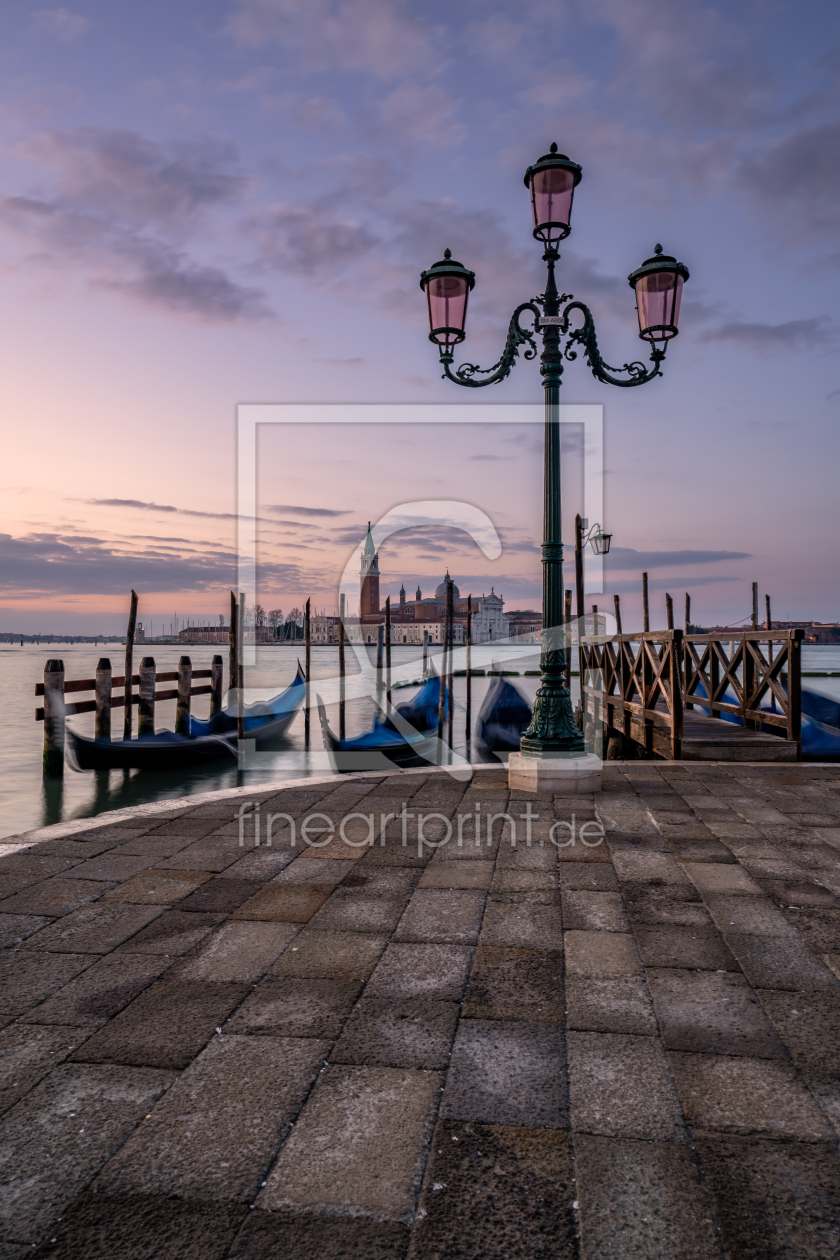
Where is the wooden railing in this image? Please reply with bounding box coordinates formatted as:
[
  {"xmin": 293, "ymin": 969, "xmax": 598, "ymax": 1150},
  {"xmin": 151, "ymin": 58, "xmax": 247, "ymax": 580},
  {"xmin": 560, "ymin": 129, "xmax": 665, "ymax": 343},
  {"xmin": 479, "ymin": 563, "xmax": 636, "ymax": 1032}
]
[
  {"xmin": 36, "ymin": 654, "xmax": 225, "ymax": 772},
  {"xmin": 580, "ymin": 629, "xmax": 684, "ymax": 760},
  {"xmin": 580, "ymin": 627, "xmax": 803, "ymax": 760},
  {"xmin": 684, "ymin": 629, "xmax": 802, "ymax": 745}
]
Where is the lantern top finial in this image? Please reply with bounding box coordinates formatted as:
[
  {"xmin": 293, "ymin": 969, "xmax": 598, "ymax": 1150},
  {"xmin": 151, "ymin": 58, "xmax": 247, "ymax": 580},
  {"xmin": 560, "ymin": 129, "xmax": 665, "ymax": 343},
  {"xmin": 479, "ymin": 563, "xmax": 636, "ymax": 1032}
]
[
  {"xmin": 550, "ymin": 142, "xmax": 558, "ymax": 153},
  {"xmin": 654, "ymin": 243, "xmax": 663, "ymax": 254},
  {"xmin": 444, "ymin": 248, "xmax": 451, "ymax": 259}
]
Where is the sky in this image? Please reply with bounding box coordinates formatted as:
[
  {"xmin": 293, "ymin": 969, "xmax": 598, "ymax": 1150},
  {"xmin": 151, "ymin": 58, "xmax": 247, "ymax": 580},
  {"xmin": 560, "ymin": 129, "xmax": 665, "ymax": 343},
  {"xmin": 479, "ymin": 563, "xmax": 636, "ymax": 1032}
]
[{"xmin": 0, "ymin": 0, "xmax": 838, "ymax": 634}]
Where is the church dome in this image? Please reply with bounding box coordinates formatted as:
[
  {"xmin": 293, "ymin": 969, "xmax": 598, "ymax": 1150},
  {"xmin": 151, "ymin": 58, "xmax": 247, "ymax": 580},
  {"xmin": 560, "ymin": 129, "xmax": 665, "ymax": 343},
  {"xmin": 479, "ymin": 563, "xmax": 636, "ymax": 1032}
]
[{"xmin": 434, "ymin": 570, "xmax": 460, "ymax": 599}]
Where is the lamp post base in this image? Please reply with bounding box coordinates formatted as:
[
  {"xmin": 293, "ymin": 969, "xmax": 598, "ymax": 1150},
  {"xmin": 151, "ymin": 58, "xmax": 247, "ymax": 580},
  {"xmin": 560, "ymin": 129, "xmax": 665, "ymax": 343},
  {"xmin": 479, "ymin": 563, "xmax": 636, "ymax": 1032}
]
[{"xmin": 508, "ymin": 751, "xmax": 601, "ymax": 794}]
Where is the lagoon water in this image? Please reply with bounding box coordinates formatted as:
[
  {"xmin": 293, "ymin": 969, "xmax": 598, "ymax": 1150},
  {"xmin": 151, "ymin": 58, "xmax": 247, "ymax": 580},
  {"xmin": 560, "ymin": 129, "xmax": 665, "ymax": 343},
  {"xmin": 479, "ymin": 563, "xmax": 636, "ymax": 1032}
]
[
  {"xmin": 0, "ymin": 640, "xmax": 548, "ymax": 839},
  {"xmin": 3, "ymin": 640, "xmax": 839, "ymax": 840}
]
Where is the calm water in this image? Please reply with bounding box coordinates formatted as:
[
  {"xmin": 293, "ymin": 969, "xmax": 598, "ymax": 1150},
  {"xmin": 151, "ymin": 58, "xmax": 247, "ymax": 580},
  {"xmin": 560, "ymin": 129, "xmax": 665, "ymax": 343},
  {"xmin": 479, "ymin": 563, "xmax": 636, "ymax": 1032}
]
[
  {"xmin": 4, "ymin": 641, "xmax": 838, "ymax": 839},
  {"xmin": 0, "ymin": 640, "xmax": 551, "ymax": 838}
]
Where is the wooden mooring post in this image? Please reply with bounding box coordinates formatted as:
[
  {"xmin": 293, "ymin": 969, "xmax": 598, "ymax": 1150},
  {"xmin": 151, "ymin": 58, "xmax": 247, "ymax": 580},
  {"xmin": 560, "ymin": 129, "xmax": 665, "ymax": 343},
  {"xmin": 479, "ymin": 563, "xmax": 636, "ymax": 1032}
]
[
  {"xmin": 175, "ymin": 657, "xmax": 192, "ymax": 734},
  {"xmin": 237, "ymin": 593, "xmax": 245, "ymax": 744},
  {"xmin": 138, "ymin": 658, "xmax": 156, "ymax": 736},
  {"xmin": 665, "ymin": 593, "xmax": 674, "ymax": 631},
  {"xmin": 642, "ymin": 572, "xmax": 650, "ymax": 633},
  {"xmin": 446, "ymin": 578, "xmax": 454, "ymax": 754},
  {"xmin": 564, "ymin": 589, "xmax": 573, "ymax": 692},
  {"xmin": 304, "ymin": 598, "xmax": 311, "ymax": 749},
  {"xmin": 229, "ymin": 591, "xmax": 238, "ymax": 699},
  {"xmin": 752, "ymin": 582, "xmax": 759, "ymax": 631},
  {"xmin": 376, "ymin": 625, "xmax": 384, "ymax": 704},
  {"xmin": 422, "ymin": 630, "xmax": 428, "ymax": 678},
  {"xmin": 42, "ymin": 659, "xmax": 65, "ymax": 777},
  {"xmin": 385, "ymin": 597, "xmax": 392, "ymax": 705},
  {"xmin": 210, "ymin": 655, "xmax": 223, "ymax": 716},
  {"xmin": 338, "ymin": 593, "xmax": 346, "ymax": 741},
  {"xmin": 95, "ymin": 659, "xmax": 111, "ymax": 741},
  {"xmin": 124, "ymin": 589, "xmax": 138, "ymax": 741},
  {"xmin": 465, "ymin": 595, "xmax": 472, "ymax": 760}
]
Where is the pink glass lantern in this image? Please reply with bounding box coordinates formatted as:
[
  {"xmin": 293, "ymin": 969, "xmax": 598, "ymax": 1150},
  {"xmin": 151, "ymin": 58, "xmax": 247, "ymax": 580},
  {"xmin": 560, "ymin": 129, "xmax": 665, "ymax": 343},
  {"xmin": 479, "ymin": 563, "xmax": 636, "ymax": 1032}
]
[
  {"xmin": 419, "ymin": 250, "xmax": 476, "ymax": 347},
  {"xmin": 628, "ymin": 245, "xmax": 690, "ymax": 342},
  {"xmin": 524, "ymin": 143, "xmax": 582, "ymax": 243}
]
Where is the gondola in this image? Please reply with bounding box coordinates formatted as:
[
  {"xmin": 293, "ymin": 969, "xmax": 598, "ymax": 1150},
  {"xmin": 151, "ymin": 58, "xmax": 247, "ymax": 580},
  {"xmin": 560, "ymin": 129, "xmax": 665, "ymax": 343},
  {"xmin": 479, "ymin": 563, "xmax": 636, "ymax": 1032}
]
[
  {"xmin": 67, "ymin": 664, "xmax": 306, "ymax": 772},
  {"xmin": 190, "ymin": 662, "xmax": 306, "ymax": 743},
  {"xmin": 67, "ymin": 727, "xmax": 238, "ymax": 772},
  {"xmin": 474, "ymin": 676, "xmax": 533, "ymax": 761},
  {"xmin": 317, "ymin": 678, "xmax": 445, "ymax": 772},
  {"xmin": 690, "ymin": 680, "xmax": 840, "ymax": 759}
]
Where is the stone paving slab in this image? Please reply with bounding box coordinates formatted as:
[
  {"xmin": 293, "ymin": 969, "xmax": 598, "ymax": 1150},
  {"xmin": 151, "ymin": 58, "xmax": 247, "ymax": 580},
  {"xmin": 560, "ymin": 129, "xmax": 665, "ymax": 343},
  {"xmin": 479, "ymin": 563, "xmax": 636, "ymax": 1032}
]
[
  {"xmin": 1, "ymin": 761, "xmax": 840, "ymax": 1255},
  {"xmin": 93, "ymin": 1035, "xmax": 328, "ymax": 1203},
  {"xmin": 0, "ymin": 1064, "xmax": 174, "ymax": 1250}
]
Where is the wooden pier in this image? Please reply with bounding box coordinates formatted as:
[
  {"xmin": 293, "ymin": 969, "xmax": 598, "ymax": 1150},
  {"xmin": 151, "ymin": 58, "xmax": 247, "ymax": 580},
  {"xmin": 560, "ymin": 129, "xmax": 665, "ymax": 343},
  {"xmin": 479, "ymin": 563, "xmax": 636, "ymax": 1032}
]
[{"xmin": 580, "ymin": 627, "xmax": 803, "ymax": 761}]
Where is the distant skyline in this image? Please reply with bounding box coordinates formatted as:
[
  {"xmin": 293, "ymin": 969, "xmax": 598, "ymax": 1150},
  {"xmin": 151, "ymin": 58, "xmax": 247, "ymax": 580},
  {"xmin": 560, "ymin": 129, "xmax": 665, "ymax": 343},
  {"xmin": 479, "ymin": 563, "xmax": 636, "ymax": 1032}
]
[{"xmin": 1, "ymin": 0, "xmax": 838, "ymax": 634}]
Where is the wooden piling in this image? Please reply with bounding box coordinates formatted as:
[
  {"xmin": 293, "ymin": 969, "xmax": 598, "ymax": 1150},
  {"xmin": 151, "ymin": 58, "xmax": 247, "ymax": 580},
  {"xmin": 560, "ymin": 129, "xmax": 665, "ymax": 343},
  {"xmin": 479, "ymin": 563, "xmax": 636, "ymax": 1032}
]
[
  {"xmin": 175, "ymin": 656, "xmax": 192, "ymax": 734},
  {"xmin": 95, "ymin": 659, "xmax": 111, "ymax": 742},
  {"xmin": 385, "ymin": 596, "xmax": 392, "ymax": 704},
  {"xmin": 685, "ymin": 592, "xmax": 691, "ymax": 634},
  {"xmin": 665, "ymin": 593, "xmax": 674, "ymax": 631},
  {"xmin": 574, "ymin": 514, "xmax": 585, "ymax": 685},
  {"xmin": 465, "ymin": 595, "xmax": 472, "ymax": 758},
  {"xmin": 42, "ymin": 659, "xmax": 65, "ymax": 777},
  {"xmin": 228, "ymin": 591, "xmax": 238, "ymax": 697},
  {"xmin": 446, "ymin": 579, "xmax": 454, "ymax": 754},
  {"xmin": 613, "ymin": 594, "xmax": 623, "ymax": 635},
  {"xmin": 376, "ymin": 625, "xmax": 384, "ymax": 702},
  {"xmin": 305, "ymin": 597, "xmax": 311, "ymax": 748},
  {"xmin": 210, "ymin": 655, "xmax": 223, "ymax": 716},
  {"xmin": 338, "ymin": 593, "xmax": 346, "ymax": 741},
  {"xmin": 591, "ymin": 604, "xmax": 598, "ymax": 637},
  {"xmin": 436, "ymin": 599, "xmax": 450, "ymax": 763},
  {"xmin": 422, "ymin": 630, "xmax": 428, "ymax": 678},
  {"xmin": 124, "ymin": 589, "xmax": 138, "ymax": 741},
  {"xmin": 138, "ymin": 657, "xmax": 156, "ymax": 736},
  {"xmin": 564, "ymin": 588, "xmax": 573, "ymax": 692},
  {"xmin": 752, "ymin": 582, "xmax": 758, "ymax": 631},
  {"xmin": 765, "ymin": 594, "xmax": 772, "ymax": 632},
  {"xmin": 237, "ymin": 593, "xmax": 245, "ymax": 745},
  {"xmin": 642, "ymin": 572, "xmax": 650, "ymax": 633}
]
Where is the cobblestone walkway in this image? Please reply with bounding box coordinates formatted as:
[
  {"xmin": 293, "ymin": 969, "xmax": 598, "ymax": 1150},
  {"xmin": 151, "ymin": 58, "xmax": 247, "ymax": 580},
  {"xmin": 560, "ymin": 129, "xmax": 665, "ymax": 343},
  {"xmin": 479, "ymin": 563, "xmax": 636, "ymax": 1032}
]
[{"xmin": 1, "ymin": 762, "xmax": 840, "ymax": 1257}]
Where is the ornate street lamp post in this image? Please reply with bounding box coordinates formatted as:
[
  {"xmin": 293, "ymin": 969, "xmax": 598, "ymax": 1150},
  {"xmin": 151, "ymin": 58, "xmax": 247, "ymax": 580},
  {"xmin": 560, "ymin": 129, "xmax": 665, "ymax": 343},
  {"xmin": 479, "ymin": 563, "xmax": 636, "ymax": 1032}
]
[{"xmin": 420, "ymin": 144, "xmax": 688, "ymax": 788}]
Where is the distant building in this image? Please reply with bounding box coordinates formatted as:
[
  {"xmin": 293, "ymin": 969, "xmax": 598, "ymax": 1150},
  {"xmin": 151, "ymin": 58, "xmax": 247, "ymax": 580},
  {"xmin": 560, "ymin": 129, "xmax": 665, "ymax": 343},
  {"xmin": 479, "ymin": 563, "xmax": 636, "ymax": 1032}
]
[
  {"xmin": 507, "ymin": 610, "xmax": 542, "ymax": 641},
  {"xmin": 177, "ymin": 625, "xmax": 230, "ymax": 644},
  {"xmin": 355, "ymin": 526, "xmax": 508, "ymax": 643}
]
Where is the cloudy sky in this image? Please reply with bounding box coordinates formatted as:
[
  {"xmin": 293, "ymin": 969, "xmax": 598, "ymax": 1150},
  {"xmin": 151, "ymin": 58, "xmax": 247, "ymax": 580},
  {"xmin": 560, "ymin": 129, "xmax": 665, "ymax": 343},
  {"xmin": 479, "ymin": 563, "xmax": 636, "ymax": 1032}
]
[{"xmin": 0, "ymin": 0, "xmax": 838, "ymax": 633}]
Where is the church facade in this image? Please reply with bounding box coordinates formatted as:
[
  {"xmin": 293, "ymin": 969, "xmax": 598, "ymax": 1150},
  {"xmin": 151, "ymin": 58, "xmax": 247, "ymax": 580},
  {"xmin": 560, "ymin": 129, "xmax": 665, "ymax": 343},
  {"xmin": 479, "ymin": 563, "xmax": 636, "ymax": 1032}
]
[{"xmin": 356, "ymin": 524, "xmax": 509, "ymax": 644}]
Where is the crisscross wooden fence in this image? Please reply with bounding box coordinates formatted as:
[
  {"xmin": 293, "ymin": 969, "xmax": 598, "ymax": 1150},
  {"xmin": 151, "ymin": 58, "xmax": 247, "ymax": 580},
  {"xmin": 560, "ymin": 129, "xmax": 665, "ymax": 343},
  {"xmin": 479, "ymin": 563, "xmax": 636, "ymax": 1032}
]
[
  {"xmin": 580, "ymin": 629, "xmax": 684, "ymax": 759},
  {"xmin": 580, "ymin": 628, "xmax": 803, "ymax": 760}
]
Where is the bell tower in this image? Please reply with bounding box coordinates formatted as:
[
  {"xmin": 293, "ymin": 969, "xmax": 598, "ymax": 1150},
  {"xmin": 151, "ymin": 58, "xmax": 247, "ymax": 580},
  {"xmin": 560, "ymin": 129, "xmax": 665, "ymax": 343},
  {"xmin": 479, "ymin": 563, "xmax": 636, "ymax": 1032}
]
[{"xmin": 360, "ymin": 522, "xmax": 380, "ymax": 619}]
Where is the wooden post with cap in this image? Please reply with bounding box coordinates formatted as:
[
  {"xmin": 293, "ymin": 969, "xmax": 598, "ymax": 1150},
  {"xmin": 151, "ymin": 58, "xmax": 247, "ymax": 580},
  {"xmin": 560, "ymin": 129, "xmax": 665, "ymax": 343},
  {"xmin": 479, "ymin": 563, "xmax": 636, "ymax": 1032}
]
[
  {"xmin": 339, "ymin": 593, "xmax": 346, "ymax": 741},
  {"xmin": 124, "ymin": 589, "xmax": 138, "ymax": 741},
  {"xmin": 42, "ymin": 659, "xmax": 65, "ymax": 777}
]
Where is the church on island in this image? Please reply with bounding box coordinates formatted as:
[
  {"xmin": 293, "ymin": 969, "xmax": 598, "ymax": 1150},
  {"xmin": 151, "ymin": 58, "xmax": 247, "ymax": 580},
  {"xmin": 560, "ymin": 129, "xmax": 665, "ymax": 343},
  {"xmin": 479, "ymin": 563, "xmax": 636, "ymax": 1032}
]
[{"xmin": 311, "ymin": 524, "xmax": 509, "ymax": 645}]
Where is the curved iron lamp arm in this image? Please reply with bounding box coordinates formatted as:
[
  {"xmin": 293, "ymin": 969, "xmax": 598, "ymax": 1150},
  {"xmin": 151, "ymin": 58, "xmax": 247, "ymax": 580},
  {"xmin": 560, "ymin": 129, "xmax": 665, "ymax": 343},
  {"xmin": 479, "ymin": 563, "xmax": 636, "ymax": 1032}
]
[
  {"xmin": 561, "ymin": 300, "xmax": 665, "ymax": 387},
  {"xmin": 439, "ymin": 302, "xmax": 542, "ymax": 387}
]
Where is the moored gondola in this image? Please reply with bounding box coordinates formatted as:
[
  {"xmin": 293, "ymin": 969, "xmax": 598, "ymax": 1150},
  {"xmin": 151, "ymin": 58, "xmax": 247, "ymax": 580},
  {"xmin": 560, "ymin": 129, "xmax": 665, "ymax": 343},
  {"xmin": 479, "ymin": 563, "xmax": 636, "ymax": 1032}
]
[
  {"xmin": 317, "ymin": 679, "xmax": 443, "ymax": 773},
  {"xmin": 67, "ymin": 663, "xmax": 306, "ymax": 772},
  {"xmin": 474, "ymin": 675, "xmax": 533, "ymax": 761}
]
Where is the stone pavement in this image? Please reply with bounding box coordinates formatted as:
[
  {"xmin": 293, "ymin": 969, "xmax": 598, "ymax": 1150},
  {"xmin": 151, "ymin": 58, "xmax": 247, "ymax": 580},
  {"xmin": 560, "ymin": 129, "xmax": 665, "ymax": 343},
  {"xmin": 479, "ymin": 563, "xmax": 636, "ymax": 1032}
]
[{"xmin": 1, "ymin": 761, "xmax": 840, "ymax": 1258}]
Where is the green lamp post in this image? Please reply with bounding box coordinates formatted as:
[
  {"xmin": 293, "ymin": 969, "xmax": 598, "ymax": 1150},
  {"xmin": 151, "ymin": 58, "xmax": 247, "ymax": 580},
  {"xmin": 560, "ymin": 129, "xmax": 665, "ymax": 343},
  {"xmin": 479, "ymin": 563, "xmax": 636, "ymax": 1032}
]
[{"xmin": 420, "ymin": 145, "xmax": 688, "ymax": 779}]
